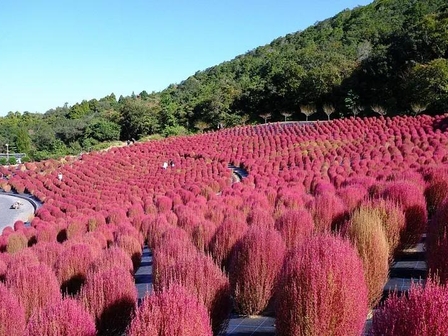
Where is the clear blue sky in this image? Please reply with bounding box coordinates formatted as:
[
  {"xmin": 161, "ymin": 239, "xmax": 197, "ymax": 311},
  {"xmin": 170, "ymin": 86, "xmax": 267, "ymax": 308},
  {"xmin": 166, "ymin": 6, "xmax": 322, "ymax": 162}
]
[{"xmin": 0, "ymin": 0, "xmax": 372, "ymax": 116}]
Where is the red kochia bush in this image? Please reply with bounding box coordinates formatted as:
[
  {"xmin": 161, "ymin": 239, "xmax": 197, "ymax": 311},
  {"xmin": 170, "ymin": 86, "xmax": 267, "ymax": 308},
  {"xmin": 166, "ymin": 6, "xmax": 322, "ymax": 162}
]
[
  {"xmin": 381, "ymin": 181, "xmax": 428, "ymax": 246},
  {"xmin": 276, "ymin": 234, "xmax": 368, "ymax": 336},
  {"xmin": 308, "ymin": 192, "xmax": 347, "ymax": 233},
  {"xmin": 229, "ymin": 227, "xmax": 286, "ymax": 315},
  {"xmin": 209, "ymin": 218, "xmax": 248, "ymax": 270},
  {"xmin": 79, "ymin": 266, "xmax": 137, "ymax": 336},
  {"xmin": 427, "ymin": 196, "xmax": 448, "ymax": 283},
  {"xmin": 127, "ymin": 285, "xmax": 213, "ymax": 336},
  {"xmin": 6, "ymin": 263, "xmax": 62, "ymax": 320},
  {"xmin": 154, "ymin": 253, "xmax": 231, "ymax": 334},
  {"xmin": 32, "ymin": 241, "xmax": 64, "ymax": 269},
  {"xmin": 0, "ymin": 283, "xmax": 26, "ymax": 336},
  {"xmin": 114, "ymin": 234, "xmax": 142, "ymax": 270},
  {"xmin": 371, "ymin": 279, "xmax": 448, "ymax": 336},
  {"xmin": 275, "ymin": 209, "xmax": 315, "ymax": 249},
  {"xmin": 55, "ymin": 243, "xmax": 96, "ymax": 295},
  {"xmin": 89, "ymin": 246, "xmax": 134, "ymax": 274},
  {"xmin": 25, "ymin": 298, "xmax": 96, "ymax": 336},
  {"xmin": 246, "ymin": 206, "xmax": 275, "ymax": 230}
]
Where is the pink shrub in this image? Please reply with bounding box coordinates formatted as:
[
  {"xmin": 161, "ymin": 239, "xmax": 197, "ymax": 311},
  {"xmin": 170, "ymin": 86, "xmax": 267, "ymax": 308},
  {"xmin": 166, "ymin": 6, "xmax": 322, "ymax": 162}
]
[
  {"xmin": 191, "ymin": 220, "xmax": 217, "ymax": 253},
  {"xmin": 145, "ymin": 214, "xmax": 172, "ymax": 249},
  {"xmin": 79, "ymin": 266, "xmax": 137, "ymax": 336},
  {"xmin": 0, "ymin": 259, "xmax": 6, "ymax": 280},
  {"xmin": 25, "ymin": 298, "xmax": 96, "ymax": 336},
  {"xmin": 155, "ymin": 195, "xmax": 173, "ymax": 213},
  {"xmin": 308, "ymin": 192, "xmax": 347, "ymax": 232},
  {"xmin": 89, "ymin": 246, "xmax": 133, "ymax": 274},
  {"xmin": 371, "ymin": 279, "xmax": 448, "ymax": 336},
  {"xmin": 32, "ymin": 241, "xmax": 64, "ymax": 269},
  {"xmin": 209, "ymin": 218, "xmax": 248, "ymax": 270},
  {"xmin": 229, "ymin": 227, "xmax": 286, "ymax": 315},
  {"xmin": 427, "ymin": 196, "xmax": 448, "ymax": 283},
  {"xmin": 7, "ymin": 248, "xmax": 39, "ymax": 269},
  {"xmin": 127, "ymin": 285, "xmax": 213, "ymax": 336},
  {"xmin": 336, "ymin": 184, "xmax": 368, "ymax": 212},
  {"xmin": 246, "ymin": 207, "xmax": 275, "ymax": 230},
  {"xmin": 36, "ymin": 224, "xmax": 58, "ymax": 243},
  {"xmin": 66, "ymin": 218, "xmax": 87, "ymax": 239},
  {"xmin": 154, "ymin": 253, "xmax": 231, "ymax": 334},
  {"xmin": 275, "ymin": 209, "xmax": 315, "ymax": 249},
  {"xmin": 152, "ymin": 237, "xmax": 198, "ymax": 291},
  {"xmin": 6, "ymin": 263, "xmax": 62, "ymax": 320},
  {"xmin": 381, "ymin": 181, "xmax": 428, "ymax": 246},
  {"xmin": 55, "ymin": 243, "xmax": 96, "ymax": 295},
  {"xmin": 276, "ymin": 234, "xmax": 368, "ymax": 336},
  {"xmin": 0, "ymin": 283, "xmax": 26, "ymax": 336},
  {"xmin": 114, "ymin": 234, "xmax": 142, "ymax": 269}
]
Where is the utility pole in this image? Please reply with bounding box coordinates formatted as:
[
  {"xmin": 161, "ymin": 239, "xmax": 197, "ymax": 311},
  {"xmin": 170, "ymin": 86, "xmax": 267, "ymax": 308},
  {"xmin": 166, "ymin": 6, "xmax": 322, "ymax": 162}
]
[{"xmin": 5, "ymin": 143, "xmax": 9, "ymax": 162}]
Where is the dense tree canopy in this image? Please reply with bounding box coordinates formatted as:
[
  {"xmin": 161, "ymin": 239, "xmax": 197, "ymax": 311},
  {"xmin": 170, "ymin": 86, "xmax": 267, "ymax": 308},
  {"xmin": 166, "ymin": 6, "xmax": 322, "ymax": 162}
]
[{"xmin": 0, "ymin": 0, "xmax": 447, "ymax": 160}]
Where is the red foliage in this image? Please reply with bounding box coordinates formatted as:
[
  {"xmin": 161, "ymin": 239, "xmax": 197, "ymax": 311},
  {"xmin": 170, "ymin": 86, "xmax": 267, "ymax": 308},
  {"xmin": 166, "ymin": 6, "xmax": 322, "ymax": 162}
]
[
  {"xmin": 275, "ymin": 208, "xmax": 315, "ymax": 249},
  {"xmin": 0, "ymin": 283, "xmax": 26, "ymax": 336},
  {"xmin": 127, "ymin": 285, "xmax": 213, "ymax": 336},
  {"xmin": 25, "ymin": 298, "xmax": 96, "ymax": 336},
  {"xmin": 229, "ymin": 227, "xmax": 286, "ymax": 315},
  {"xmin": 209, "ymin": 218, "xmax": 248, "ymax": 270},
  {"xmin": 371, "ymin": 279, "xmax": 448, "ymax": 336},
  {"xmin": 276, "ymin": 234, "xmax": 368, "ymax": 336},
  {"xmin": 79, "ymin": 266, "xmax": 137, "ymax": 336},
  {"xmin": 6, "ymin": 263, "xmax": 62, "ymax": 321}
]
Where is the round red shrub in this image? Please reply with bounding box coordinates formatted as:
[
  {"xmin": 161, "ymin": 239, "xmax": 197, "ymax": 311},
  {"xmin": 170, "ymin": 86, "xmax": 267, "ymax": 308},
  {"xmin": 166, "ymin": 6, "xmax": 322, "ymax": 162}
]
[
  {"xmin": 275, "ymin": 208, "xmax": 315, "ymax": 249},
  {"xmin": 6, "ymin": 263, "xmax": 62, "ymax": 321},
  {"xmin": 25, "ymin": 298, "xmax": 96, "ymax": 336},
  {"xmin": 127, "ymin": 285, "xmax": 213, "ymax": 336},
  {"xmin": 79, "ymin": 266, "xmax": 137, "ymax": 336},
  {"xmin": 154, "ymin": 252, "xmax": 231, "ymax": 334},
  {"xmin": 0, "ymin": 283, "xmax": 26, "ymax": 336},
  {"xmin": 276, "ymin": 234, "xmax": 368, "ymax": 336},
  {"xmin": 229, "ymin": 227, "xmax": 286, "ymax": 315},
  {"xmin": 209, "ymin": 218, "xmax": 248, "ymax": 270},
  {"xmin": 371, "ymin": 279, "xmax": 448, "ymax": 336}
]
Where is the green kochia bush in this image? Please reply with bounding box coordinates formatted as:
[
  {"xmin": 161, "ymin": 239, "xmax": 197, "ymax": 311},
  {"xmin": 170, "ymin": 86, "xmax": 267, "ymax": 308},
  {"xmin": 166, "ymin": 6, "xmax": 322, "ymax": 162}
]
[{"xmin": 276, "ymin": 234, "xmax": 368, "ymax": 336}]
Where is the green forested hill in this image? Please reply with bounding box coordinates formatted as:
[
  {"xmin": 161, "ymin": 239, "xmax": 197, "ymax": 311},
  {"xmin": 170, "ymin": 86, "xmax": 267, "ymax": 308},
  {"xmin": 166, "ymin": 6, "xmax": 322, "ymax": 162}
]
[{"xmin": 1, "ymin": 0, "xmax": 447, "ymax": 160}]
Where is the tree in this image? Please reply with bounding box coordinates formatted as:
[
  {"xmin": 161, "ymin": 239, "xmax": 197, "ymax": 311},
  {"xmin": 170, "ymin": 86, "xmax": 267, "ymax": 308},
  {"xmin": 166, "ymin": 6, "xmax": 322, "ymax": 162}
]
[
  {"xmin": 84, "ymin": 119, "xmax": 121, "ymax": 142},
  {"xmin": 410, "ymin": 103, "xmax": 428, "ymax": 116},
  {"xmin": 259, "ymin": 113, "xmax": 271, "ymax": 124},
  {"xmin": 300, "ymin": 105, "xmax": 316, "ymax": 121},
  {"xmin": 119, "ymin": 98, "xmax": 160, "ymax": 140},
  {"xmin": 352, "ymin": 105, "xmax": 364, "ymax": 118},
  {"xmin": 195, "ymin": 121, "xmax": 209, "ymax": 133},
  {"xmin": 14, "ymin": 128, "xmax": 31, "ymax": 155},
  {"xmin": 323, "ymin": 104, "xmax": 335, "ymax": 121},
  {"xmin": 371, "ymin": 105, "xmax": 387, "ymax": 116},
  {"xmin": 281, "ymin": 112, "xmax": 292, "ymax": 122}
]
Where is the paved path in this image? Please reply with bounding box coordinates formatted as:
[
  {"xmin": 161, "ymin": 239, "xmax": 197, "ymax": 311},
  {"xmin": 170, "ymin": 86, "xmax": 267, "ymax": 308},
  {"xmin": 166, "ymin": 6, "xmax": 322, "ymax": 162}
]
[{"xmin": 0, "ymin": 194, "xmax": 34, "ymax": 232}]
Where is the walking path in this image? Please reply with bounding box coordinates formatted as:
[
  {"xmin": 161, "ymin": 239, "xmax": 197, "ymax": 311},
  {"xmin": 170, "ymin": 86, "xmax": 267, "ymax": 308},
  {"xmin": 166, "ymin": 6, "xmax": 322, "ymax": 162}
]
[{"xmin": 0, "ymin": 194, "xmax": 35, "ymax": 232}]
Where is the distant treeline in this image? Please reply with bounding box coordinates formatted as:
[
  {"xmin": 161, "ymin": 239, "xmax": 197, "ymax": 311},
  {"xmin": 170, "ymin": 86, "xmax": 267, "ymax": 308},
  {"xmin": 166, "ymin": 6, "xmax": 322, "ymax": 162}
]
[{"xmin": 1, "ymin": 0, "xmax": 447, "ymax": 160}]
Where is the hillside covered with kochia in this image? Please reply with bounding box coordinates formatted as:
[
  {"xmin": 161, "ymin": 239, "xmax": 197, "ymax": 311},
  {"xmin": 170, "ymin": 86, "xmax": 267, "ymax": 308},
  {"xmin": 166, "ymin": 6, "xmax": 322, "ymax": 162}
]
[
  {"xmin": 2, "ymin": 114, "xmax": 448, "ymax": 334},
  {"xmin": 1, "ymin": 0, "xmax": 447, "ymax": 161}
]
